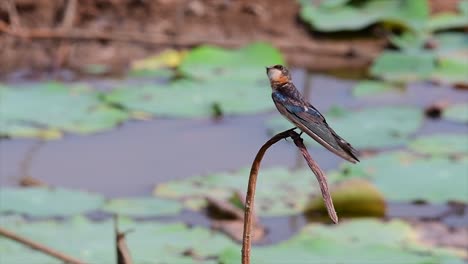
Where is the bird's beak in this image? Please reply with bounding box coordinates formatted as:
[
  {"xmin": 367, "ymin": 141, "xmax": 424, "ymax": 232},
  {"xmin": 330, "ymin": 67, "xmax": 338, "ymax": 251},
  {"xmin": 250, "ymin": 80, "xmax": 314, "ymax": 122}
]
[{"xmin": 266, "ymin": 66, "xmax": 272, "ymax": 73}]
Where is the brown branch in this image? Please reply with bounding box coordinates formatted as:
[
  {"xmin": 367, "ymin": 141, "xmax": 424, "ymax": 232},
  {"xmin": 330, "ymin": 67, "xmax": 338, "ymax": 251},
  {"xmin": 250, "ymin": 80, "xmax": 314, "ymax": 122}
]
[
  {"xmin": 0, "ymin": 21, "xmax": 383, "ymax": 59},
  {"xmin": 0, "ymin": 226, "xmax": 86, "ymax": 264},
  {"xmin": 4, "ymin": 0, "xmax": 21, "ymax": 31},
  {"xmin": 60, "ymin": 0, "xmax": 77, "ymax": 30},
  {"xmin": 241, "ymin": 128, "xmax": 338, "ymax": 264}
]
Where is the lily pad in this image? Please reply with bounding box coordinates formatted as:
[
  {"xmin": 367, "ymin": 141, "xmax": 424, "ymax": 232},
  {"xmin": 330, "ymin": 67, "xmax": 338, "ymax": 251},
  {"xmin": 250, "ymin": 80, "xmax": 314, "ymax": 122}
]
[
  {"xmin": 154, "ymin": 167, "xmax": 333, "ymax": 217},
  {"xmin": 0, "ymin": 187, "xmax": 105, "ymax": 217},
  {"xmin": 105, "ymin": 43, "xmax": 283, "ymax": 118},
  {"xmin": 178, "ymin": 43, "xmax": 283, "ymax": 80},
  {"xmin": 299, "ymin": 0, "xmax": 429, "ymax": 32},
  {"xmin": 102, "ymin": 197, "xmax": 183, "ymax": 217},
  {"xmin": 0, "ymin": 217, "xmax": 114, "ymax": 264},
  {"xmin": 0, "ymin": 83, "xmax": 128, "ymax": 139},
  {"xmin": 220, "ymin": 219, "xmax": 465, "ymax": 264},
  {"xmin": 443, "ymin": 103, "xmax": 468, "ymax": 123},
  {"xmin": 352, "ymin": 80, "xmax": 403, "ymax": 97},
  {"xmin": 428, "ymin": 0, "xmax": 468, "ymax": 31},
  {"xmin": 129, "ymin": 49, "xmax": 186, "ymax": 78},
  {"xmin": 120, "ymin": 220, "xmax": 237, "ymax": 263},
  {"xmin": 432, "ymin": 57, "xmax": 468, "ymax": 87},
  {"xmin": 336, "ymin": 152, "xmax": 468, "ymax": 204},
  {"xmin": 409, "ymin": 133, "xmax": 468, "ymax": 156},
  {"xmin": 370, "ymin": 51, "xmax": 436, "ymax": 82},
  {"xmin": 267, "ymin": 106, "xmax": 423, "ymax": 149},
  {"xmin": 0, "ymin": 217, "xmax": 234, "ymax": 264}
]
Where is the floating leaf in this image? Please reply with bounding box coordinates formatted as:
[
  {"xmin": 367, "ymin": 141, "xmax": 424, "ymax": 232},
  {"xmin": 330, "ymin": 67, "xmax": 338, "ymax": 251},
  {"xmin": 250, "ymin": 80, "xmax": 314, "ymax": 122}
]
[
  {"xmin": 105, "ymin": 43, "xmax": 283, "ymax": 118},
  {"xmin": 352, "ymin": 80, "xmax": 402, "ymax": 97},
  {"xmin": 337, "ymin": 152, "xmax": 468, "ymax": 204},
  {"xmin": 299, "ymin": 0, "xmax": 429, "ymax": 32},
  {"xmin": 428, "ymin": 0, "xmax": 468, "ymax": 31},
  {"xmin": 433, "ymin": 32, "xmax": 468, "ymax": 54},
  {"xmin": 409, "ymin": 133, "xmax": 468, "ymax": 156},
  {"xmin": 129, "ymin": 49, "xmax": 186, "ymax": 77},
  {"xmin": 267, "ymin": 106, "xmax": 423, "ymax": 149},
  {"xmin": 155, "ymin": 167, "xmax": 333, "ymax": 217},
  {"xmin": 443, "ymin": 103, "xmax": 468, "ymax": 123},
  {"xmin": 370, "ymin": 51, "xmax": 436, "ymax": 82},
  {"xmin": 0, "ymin": 216, "xmax": 236, "ymax": 264},
  {"xmin": 120, "ymin": 220, "xmax": 237, "ymax": 263},
  {"xmin": 220, "ymin": 219, "xmax": 465, "ymax": 264},
  {"xmin": 432, "ymin": 57, "xmax": 468, "ymax": 87},
  {"xmin": 0, "ymin": 83, "xmax": 128, "ymax": 139},
  {"xmin": 306, "ymin": 179, "xmax": 386, "ymax": 217},
  {"xmin": 0, "ymin": 217, "xmax": 114, "ymax": 264},
  {"xmin": 390, "ymin": 31, "xmax": 427, "ymax": 52},
  {"xmin": 178, "ymin": 43, "xmax": 283, "ymax": 80},
  {"xmin": 0, "ymin": 187, "xmax": 105, "ymax": 217},
  {"xmin": 103, "ymin": 197, "xmax": 183, "ymax": 217}
]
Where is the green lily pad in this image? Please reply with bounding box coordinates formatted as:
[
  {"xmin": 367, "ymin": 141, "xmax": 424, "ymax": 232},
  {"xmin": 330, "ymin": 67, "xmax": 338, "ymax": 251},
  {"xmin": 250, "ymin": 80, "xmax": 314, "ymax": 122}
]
[
  {"xmin": 370, "ymin": 51, "xmax": 436, "ymax": 82},
  {"xmin": 0, "ymin": 187, "xmax": 105, "ymax": 217},
  {"xmin": 0, "ymin": 217, "xmax": 114, "ymax": 264},
  {"xmin": 432, "ymin": 57, "xmax": 468, "ymax": 86},
  {"xmin": 220, "ymin": 219, "xmax": 465, "ymax": 264},
  {"xmin": 443, "ymin": 103, "xmax": 468, "ymax": 123},
  {"xmin": 105, "ymin": 43, "xmax": 283, "ymax": 118},
  {"xmin": 129, "ymin": 49, "xmax": 185, "ymax": 78},
  {"xmin": 102, "ymin": 197, "xmax": 183, "ymax": 217},
  {"xmin": 120, "ymin": 220, "xmax": 237, "ymax": 263},
  {"xmin": 352, "ymin": 80, "xmax": 403, "ymax": 97},
  {"xmin": 154, "ymin": 167, "xmax": 334, "ymax": 217},
  {"xmin": 267, "ymin": 106, "xmax": 423, "ymax": 149},
  {"xmin": 433, "ymin": 32, "xmax": 468, "ymax": 54},
  {"xmin": 0, "ymin": 216, "xmax": 234, "ymax": 264},
  {"xmin": 0, "ymin": 83, "xmax": 128, "ymax": 139},
  {"xmin": 337, "ymin": 152, "xmax": 468, "ymax": 203},
  {"xmin": 409, "ymin": 134, "xmax": 468, "ymax": 156},
  {"xmin": 178, "ymin": 42, "xmax": 283, "ymax": 79},
  {"xmin": 428, "ymin": 0, "xmax": 468, "ymax": 31},
  {"xmin": 299, "ymin": 0, "xmax": 429, "ymax": 32}
]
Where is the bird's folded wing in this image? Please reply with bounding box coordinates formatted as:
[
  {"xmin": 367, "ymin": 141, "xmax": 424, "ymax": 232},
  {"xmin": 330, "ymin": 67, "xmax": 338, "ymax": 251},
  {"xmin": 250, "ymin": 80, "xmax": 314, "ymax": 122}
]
[
  {"xmin": 285, "ymin": 104, "xmax": 343, "ymax": 151},
  {"xmin": 282, "ymin": 102, "xmax": 359, "ymax": 163}
]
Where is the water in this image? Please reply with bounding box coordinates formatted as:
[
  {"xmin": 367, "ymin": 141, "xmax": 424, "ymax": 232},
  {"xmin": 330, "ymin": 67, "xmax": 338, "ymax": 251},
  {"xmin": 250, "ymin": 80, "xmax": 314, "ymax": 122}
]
[{"xmin": 1, "ymin": 71, "xmax": 467, "ymax": 244}]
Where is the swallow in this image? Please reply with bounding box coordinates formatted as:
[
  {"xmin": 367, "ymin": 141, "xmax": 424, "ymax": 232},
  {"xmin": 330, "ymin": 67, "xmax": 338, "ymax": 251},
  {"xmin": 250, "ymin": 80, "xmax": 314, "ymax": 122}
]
[{"xmin": 266, "ymin": 65, "xmax": 359, "ymax": 163}]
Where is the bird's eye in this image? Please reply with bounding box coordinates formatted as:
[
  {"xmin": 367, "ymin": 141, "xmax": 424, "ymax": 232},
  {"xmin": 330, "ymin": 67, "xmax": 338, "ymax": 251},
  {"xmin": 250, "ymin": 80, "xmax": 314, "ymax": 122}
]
[{"xmin": 275, "ymin": 65, "xmax": 284, "ymax": 70}]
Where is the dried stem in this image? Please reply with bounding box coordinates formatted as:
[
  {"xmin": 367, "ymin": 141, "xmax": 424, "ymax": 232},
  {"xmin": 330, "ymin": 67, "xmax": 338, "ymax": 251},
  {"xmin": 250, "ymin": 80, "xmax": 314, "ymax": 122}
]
[
  {"xmin": 0, "ymin": 227, "xmax": 86, "ymax": 264},
  {"xmin": 0, "ymin": 21, "xmax": 381, "ymax": 59},
  {"xmin": 291, "ymin": 134, "xmax": 338, "ymax": 223},
  {"xmin": 241, "ymin": 128, "xmax": 338, "ymax": 264}
]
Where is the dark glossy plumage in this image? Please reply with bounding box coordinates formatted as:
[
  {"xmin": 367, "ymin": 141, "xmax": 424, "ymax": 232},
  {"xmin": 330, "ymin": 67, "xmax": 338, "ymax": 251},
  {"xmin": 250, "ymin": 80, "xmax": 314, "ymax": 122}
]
[{"xmin": 267, "ymin": 65, "xmax": 359, "ymax": 163}]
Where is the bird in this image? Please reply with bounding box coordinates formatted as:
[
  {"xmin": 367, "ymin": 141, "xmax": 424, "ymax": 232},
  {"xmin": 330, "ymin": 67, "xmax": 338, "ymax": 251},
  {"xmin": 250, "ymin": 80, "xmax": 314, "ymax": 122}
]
[{"xmin": 266, "ymin": 64, "xmax": 359, "ymax": 163}]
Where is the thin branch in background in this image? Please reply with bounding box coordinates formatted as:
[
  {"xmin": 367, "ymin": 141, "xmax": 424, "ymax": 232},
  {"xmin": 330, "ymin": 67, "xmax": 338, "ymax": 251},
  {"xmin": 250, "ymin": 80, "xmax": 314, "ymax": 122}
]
[
  {"xmin": 241, "ymin": 128, "xmax": 338, "ymax": 264},
  {"xmin": 0, "ymin": 20, "xmax": 381, "ymax": 59},
  {"xmin": 0, "ymin": 227, "xmax": 86, "ymax": 264},
  {"xmin": 4, "ymin": 0, "xmax": 22, "ymax": 31},
  {"xmin": 60, "ymin": 0, "xmax": 77, "ymax": 30}
]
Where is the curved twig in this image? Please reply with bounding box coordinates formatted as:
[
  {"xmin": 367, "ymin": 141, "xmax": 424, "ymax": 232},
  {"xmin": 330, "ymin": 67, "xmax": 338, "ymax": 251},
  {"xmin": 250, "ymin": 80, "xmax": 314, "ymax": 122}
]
[
  {"xmin": 241, "ymin": 128, "xmax": 338, "ymax": 264},
  {"xmin": 0, "ymin": 227, "xmax": 86, "ymax": 264}
]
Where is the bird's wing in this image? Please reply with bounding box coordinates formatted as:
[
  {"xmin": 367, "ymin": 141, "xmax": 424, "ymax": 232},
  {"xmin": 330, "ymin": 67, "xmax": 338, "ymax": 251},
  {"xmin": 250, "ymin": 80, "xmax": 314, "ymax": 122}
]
[{"xmin": 273, "ymin": 93, "xmax": 359, "ymax": 163}]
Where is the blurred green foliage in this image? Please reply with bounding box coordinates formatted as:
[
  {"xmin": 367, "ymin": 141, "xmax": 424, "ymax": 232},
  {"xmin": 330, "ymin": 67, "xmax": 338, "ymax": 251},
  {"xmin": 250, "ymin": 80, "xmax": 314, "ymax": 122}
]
[{"xmin": 220, "ymin": 219, "xmax": 465, "ymax": 264}]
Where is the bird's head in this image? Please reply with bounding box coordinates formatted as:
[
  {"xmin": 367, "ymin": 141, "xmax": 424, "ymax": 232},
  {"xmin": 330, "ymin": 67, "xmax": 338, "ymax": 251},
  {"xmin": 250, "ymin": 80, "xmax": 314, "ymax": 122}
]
[{"xmin": 266, "ymin": 65, "xmax": 291, "ymax": 88}]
